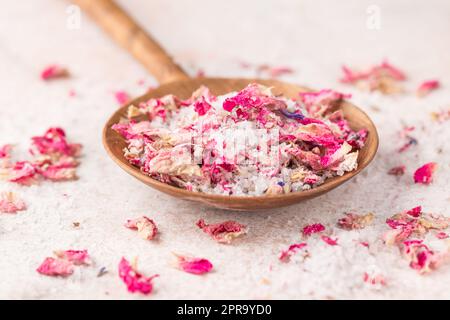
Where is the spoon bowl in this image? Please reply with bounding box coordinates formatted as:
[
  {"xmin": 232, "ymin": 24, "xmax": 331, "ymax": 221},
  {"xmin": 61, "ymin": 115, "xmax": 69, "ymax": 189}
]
[{"xmin": 103, "ymin": 77, "xmax": 378, "ymax": 211}]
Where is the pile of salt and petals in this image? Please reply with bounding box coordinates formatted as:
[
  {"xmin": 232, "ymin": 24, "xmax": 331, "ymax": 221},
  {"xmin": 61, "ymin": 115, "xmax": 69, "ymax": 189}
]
[
  {"xmin": 1, "ymin": 128, "xmax": 82, "ymax": 185},
  {"xmin": 113, "ymin": 83, "xmax": 367, "ymax": 196}
]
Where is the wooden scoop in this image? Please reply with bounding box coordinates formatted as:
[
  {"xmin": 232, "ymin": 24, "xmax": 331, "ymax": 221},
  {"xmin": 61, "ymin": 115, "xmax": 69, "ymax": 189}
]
[{"xmin": 75, "ymin": 0, "xmax": 378, "ymax": 211}]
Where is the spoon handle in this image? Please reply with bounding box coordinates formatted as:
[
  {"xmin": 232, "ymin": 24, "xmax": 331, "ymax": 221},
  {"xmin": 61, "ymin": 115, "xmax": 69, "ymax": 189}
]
[{"xmin": 73, "ymin": 0, "xmax": 189, "ymax": 84}]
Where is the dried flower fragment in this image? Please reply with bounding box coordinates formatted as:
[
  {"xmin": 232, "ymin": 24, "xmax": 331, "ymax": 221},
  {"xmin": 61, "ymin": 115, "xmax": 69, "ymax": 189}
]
[
  {"xmin": 118, "ymin": 257, "xmax": 159, "ymax": 294},
  {"xmin": 40, "ymin": 65, "xmax": 70, "ymax": 81},
  {"xmin": 340, "ymin": 60, "xmax": 406, "ymax": 94},
  {"xmin": 4, "ymin": 128, "xmax": 82, "ymax": 185},
  {"xmin": 279, "ymin": 243, "xmax": 308, "ymax": 262},
  {"xmin": 436, "ymin": 232, "xmax": 449, "ymax": 240},
  {"xmin": 388, "ymin": 165, "xmax": 406, "ymax": 176},
  {"xmin": 417, "ymin": 80, "xmax": 440, "ymax": 97},
  {"xmin": 174, "ymin": 254, "xmax": 213, "ymax": 275},
  {"xmin": 36, "ymin": 249, "xmax": 89, "ymax": 277},
  {"xmin": 337, "ymin": 212, "xmax": 374, "ymax": 230},
  {"xmin": 125, "ymin": 216, "xmax": 158, "ymax": 240},
  {"xmin": 54, "ymin": 249, "xmax": 90, "ymax": 265},
  {"xmin": 363, "ymin": 271, "xmax": 386, "ymax": 286},
  {"xmin": 302, "ymin": 223, "xmax": 325, "ymax": 237},
  {"xmin": 0, "ymin": 191, "xmax": 26, "ymax": 214},
  {"xmin": 413, "ymin": 162, "xmax": 437, "ymax": 185},
  {"xmin": 384, "ymin": 206, "xmax": 450, "ymax": 245},
  {"xmin": 196, "ymin": 219, "xmax": 247, "ymax": 244},
  {"xmin": 115, "ymin": 91, "xmax": 130, "ymax": 105},
  {"xmin": 36, "ymin": 257, "xmax": 74, "ymax": 277},
  {"xmin": 321, "ymin": 235, "xmax": 338, "ymax": 246},
  {"xmin": 403, "ymin": 240, "xmax": 438, "ymax": 274}
]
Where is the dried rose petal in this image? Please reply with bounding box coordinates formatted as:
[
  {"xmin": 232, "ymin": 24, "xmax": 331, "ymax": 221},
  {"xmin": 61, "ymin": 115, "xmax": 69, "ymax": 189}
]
[
  {"xmin": 417, "ymin": 80, "xmax": 440, "ymax": 97},
  {"xmin": 321, "ymin": 235, "xmax": 338, "ymax": 246},
  {"xmin": 0, "ymin": 144, "xmax": 12, "ymax": 159},
  {"xmin": 114, "ymin": 91, "xmax": 130, "ymax": 105},
  {"xmin": 436, "ymin": 232, "xmax": 449, "ymax": 240},
  {"xmin": 279, "ymin": 243, "xmax": 307, "ymax": 262},
  {"xmin": 360, "ymin": 241, "xmax": 370, "ymax": 248},
  {"xmin": 54, "ymin": 250, "xmax": 90, "ymax": 265},
  {"xmin": 413, "ymin": 162, "xmax": 437, "ymax": 185},
  {"xmin": 337, "ymin": 213, "xmax": 374, "ymax": 230},
  {"xmin": 175, "ymin": 254, "xmax": 213, "ymax": 275},
  {"xmin": 340, "ymin": 60, "xmax": 406, "ymax": 94},
  {"xmin": 8, "ymin": 161, "xmax": 37, "ymax": 185},
  {"xmin": 125, "ymin": 216, "xmax": 158, "ymax": 240},
  {"xmin": 388, "ymin": 165, "xmax": 406, "ymax": 176},
  {"xmin": 30, "ymin": 127, "xmax": 81, "ymax": 157},
  {"xmin": 196, "ymin": 219, "xmax": 247, "ymax": 244},
  {"xmin": 384, "ymin": 206, "xmax": 449, "ymax": 245},
  {"xmin": 118, "ymin": 257, "xmax": 159, "ymax": 295},
  {"xmin": 403, "ymin": 240, "xmax": 437, "ymax": 274},
  {"xmin": 36, "ymin": 257, "xmax": 74, "ymax": 277},
  {"xmin": 0, "ymin": 191, "xmax": 27, "ymax": 214},
  {"xmin": 363, "ymin": 271, "xmax": 386, "ymax": 286},
  {"xmin": 302, "ymin": 223, "xmax": 325, "ymax": 236},
  {"xmin": 194, "ymin": 97, "xmax": 212, "ymax": 116},
  {"xmin": 40, "ymin": 65, "xmax": 70, "ymax": 81}
]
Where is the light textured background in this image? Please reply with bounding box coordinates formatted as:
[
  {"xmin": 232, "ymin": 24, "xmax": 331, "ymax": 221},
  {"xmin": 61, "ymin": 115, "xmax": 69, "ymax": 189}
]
[{"xmin": 0, "ymin": 0, "xmax": 449, "ymax": 299}]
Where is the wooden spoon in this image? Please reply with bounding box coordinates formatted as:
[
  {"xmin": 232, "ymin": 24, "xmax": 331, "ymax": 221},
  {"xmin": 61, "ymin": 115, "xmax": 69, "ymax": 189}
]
[{"xmin": 75, "ymin": 0, "xmax": 379, "ymax": 211}]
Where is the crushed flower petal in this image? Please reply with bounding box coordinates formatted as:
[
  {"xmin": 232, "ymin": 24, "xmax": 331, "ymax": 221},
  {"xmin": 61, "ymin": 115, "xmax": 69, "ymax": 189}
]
[
  {"xmin": 36, "ymin": 257, "xmax": 74, "ymax": 277},
  {"xmin": 417, "ymin": 80, "xmax": 440, "ymax": 97},
  {"xmin": 321, "ymin": 235, "xmax": 338, "ymax": 246},
  {"xmin": 196, "ymin": 219, "xmax": 247, "ymax": 244},
  {"xmin": 413, "ymin": 162, "xmax": 437, "ymax": 185},
  {"xmin": 279, "ymin": 243, "xmax": 308, "ymax": 262},
  {"xmin": 174, "ymin": 254, "xmax": 213, "ymax": 275},
  {"xmin": 125, "ymin": 216, "xmax": 158, "ymax": 240},
  {"xmin": 302, "ymin": 223, "xmax": 325, "ymax": 237},
  {"xmin": 0, "ymin": 191, "xmax": 26, "ymax": 214},
  {"xmin": 337, "ymin": 212, "xmax": 374, "ymax": 230},
  {"xmin": 118, "ymin": 257, "xmax": 159, "ymax": 294},
  {"xmin": 40, "ymin": 65, "xmax": 70, "ymax": 81}
]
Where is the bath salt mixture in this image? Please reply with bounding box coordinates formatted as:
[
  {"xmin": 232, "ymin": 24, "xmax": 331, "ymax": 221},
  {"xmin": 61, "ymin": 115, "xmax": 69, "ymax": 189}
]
[{"xmin": 113, "ymin": 84, "xmax": 367, "ymax": 196}]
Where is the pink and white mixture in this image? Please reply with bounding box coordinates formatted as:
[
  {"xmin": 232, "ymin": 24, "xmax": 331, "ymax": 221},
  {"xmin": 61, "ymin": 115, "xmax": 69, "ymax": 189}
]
[{"xmin": 113, "ymin": 84, "xmax": 367, "ymax": 196}]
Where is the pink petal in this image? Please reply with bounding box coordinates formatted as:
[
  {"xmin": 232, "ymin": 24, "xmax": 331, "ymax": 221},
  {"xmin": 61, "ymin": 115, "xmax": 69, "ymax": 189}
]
[
  {"xmin": 8, "ymin": 161, "xmax": 38, "ymax": 185},
  {"xmin": 54, "ymin": 249, "xmax": 90, "ymax": 265},
  {"xmin": 279, "ymin": 243, "xmax": 307, "ymax": 262},
  {"xmin": 193, "ymin": 97, "xmax": 212, "ymax": 116},
  {"xmin": 417, "ymin": 80, "xmax": 440, "ymax": 97},
  {"xmin": 302, "ymin": 223, "xmax": 325, "ymax": 237},
  {"xmin": 196, "ymin": 219, "xmax": 247, "ymax": 244},
  {"xmin": 40, "ymin": 65, "xmax": 70, "ymax": 81},
  {"xmin": 413, "ymin": 162, "xmax": 437, "ymax": 185},
  {"xmin": 125, "ymin": 216, "xmax": 158, "ymax": 240},
  {"xmin": 37, "ymin": 257, "xmax": 74, "ymax": 277},
  {"xmin": 363, "ymin": 272, "xmax": 386, "ymax": 286},
  {"xmin": 118, "ymin": 257, "xmax": 159, "ymax": 295},
  {"xmin": 176, "ymin": 255, "xmax": 213, "ymax": 275},
  {"xmin": 388, "ymin": 165, "xmax": 406, "ymax": 176},
  {"xmin": 0, "ymin": 144, "xmax": 12, "ymax": 159},
  {"xmin": 337, "ymin": 212, "xmax": 374, "ymax": 230},
  {"xmin": 321, "ymin": 235, "xmax": 338, "ymax": 246},
  {"xmin": 114, "ymin": 91, "xmax": 130, "ymax": 105},
  {"xmin": 0, "ymin": 191, "xmax": 27, "ymax": 214},
  {"xmin": 436, "ymin": 232, "xmax": 449, "ymax": 240}
]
